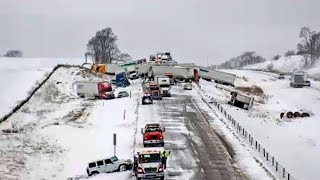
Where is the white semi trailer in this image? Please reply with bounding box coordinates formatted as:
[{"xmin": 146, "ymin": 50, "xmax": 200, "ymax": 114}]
[
  {"xmin": 155, "ymin": 76, "xmax": 171, "ymax": 97},
  {"xmin": 198, "ymin": 67, "xmax": 236, "ymax": 86}
]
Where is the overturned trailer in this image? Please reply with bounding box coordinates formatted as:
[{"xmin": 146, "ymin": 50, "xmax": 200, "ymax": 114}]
[{"xmin": 228, "ymin": 91, "xmax": 254, "ymax": 110}]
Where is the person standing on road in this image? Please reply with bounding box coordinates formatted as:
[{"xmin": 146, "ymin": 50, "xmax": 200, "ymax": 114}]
[
  {"xmin": 160, "ymin": 150, "xmax": 170, "ymax": 169},
  {"xmin": 133, "ymin": 155, "xmax": 138, "ymax": 173}
]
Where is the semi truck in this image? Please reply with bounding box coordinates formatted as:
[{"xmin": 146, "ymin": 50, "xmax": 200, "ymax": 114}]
[
  {"xmin": 76, "ymin": 81, "xmax": 115, "ymax": 99},
  {"xmin": 198, "ymin": 67, "xmax": 236, "ymax": 86},
  {"xmin": 147, "ymin": 65, "xmax": 192, "ymax": 81},
  {"xmin": 290, "ymin": 71, "xmax": 305, "ymax": 88},
  {"xmin": 155, "ymin": 76, "xmax": 171, "ymax": 97},
  {"xmin": 228, "ymin": 91, "xmax": 254, "ymax": 110},
  {"xmin": 134, "ymin": 148, "xmax": 165, "ymax": 180},
  {"xmin": 115, "ymin": 71, "xmax": 130, "ymax": 87}
]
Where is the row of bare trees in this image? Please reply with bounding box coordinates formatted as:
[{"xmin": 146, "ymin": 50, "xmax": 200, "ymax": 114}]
[
  {"xmin": 1, "ymin": 50, "xmax": 23, "ymax": 57},
  {"xmin": 86, "ymin": 27, "xmax": 132, "ymax": 64}
]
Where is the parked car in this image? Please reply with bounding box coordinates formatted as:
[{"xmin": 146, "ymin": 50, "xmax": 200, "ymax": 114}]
[
  {"xmin": 183, "ymin": 83, "xmax": 192, "ymax": 90},
  {"xmin": 86, "ymin": 156, "xmax": 132, "ymax": 176},
  {"xmin": 117, "ymin": 91, "xmax": 129, "ymax": 98},
  {"xmin": 278, "ymin": 73, "xmax": 285, "ymax": 79},
  {"xmin": 142, "ymin": 94, "xmax": 153, "ymax": 105}
]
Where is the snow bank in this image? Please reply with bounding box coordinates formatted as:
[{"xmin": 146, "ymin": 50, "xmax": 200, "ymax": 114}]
[{"xmin": 0, "ymin": 57, "xmax": 84, "ymax": 118}]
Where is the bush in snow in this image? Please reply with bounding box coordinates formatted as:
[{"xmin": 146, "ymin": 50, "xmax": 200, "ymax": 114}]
[
  {"xmin": 4, "ymin": 50, "xmax": 23, "ymax": 57},
  {"xmin": 267, "ymin": 63, "xmax": 274, "ymax": 71},
  {"xmin": 272, "ymin": 55, "xmax": 281, "ymax": 60},
  {"xmin": 284, "ymin": 50, "xmax": 296, "ymax": 57},
  {"xmin": 297, "ymin": 26, "xmax": 320, "ymax": 66}
]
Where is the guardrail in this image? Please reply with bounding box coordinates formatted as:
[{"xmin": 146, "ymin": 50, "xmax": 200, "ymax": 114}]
[{"xmin": 197, "ymin": 86, "xmax": 297, "ymax": 180}]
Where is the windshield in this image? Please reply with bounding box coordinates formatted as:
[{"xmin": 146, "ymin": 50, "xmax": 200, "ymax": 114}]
[
  {"xmin": 145, "ymin": 127, "xmax": 161, "ymax": 132},
  {"xmin": 160, "ymin": 85, "xmax": 170, "ymax": 88},
  {"xmin": 139, "ymin": 154, "xmax": 161, "ymax": 163}
]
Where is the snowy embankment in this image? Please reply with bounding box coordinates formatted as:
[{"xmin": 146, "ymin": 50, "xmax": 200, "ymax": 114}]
[
  {"xmin": 0, "ymin": 66, "xmax": 140, "ymax": 180},
  {"xmin": 0, "ymin": 57, "xmax": 84, "ymax": 118},
  {"xmin": 198, "ymin": 69, "xmax": 320, "ymax": 180},
  {"xmin": 244, "ymin": 55, "xmax": 320, "ymax": 80}
]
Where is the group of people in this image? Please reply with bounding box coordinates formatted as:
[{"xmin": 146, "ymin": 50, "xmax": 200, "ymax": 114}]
[{"xmin": 133, "ymin": 150, "xmax": 171, "ymax": 173}]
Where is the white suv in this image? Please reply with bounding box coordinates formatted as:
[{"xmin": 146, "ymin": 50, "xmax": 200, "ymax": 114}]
[{"xmin": 86, "ymin": 156, "xmax": 132, "ymax": 176}]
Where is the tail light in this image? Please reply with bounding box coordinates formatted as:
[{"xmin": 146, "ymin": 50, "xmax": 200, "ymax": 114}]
[{"xmin": 137, "ymin": 167, "xmax": 144, "ymax": 173}]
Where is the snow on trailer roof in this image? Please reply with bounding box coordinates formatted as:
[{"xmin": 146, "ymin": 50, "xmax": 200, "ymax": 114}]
[
  {"xmin": 75, "ymin": 80, "xmax": 110, "ymax": 83},
  {"xmin": 137, "ymin": 147, "xmax": 165, "ymax": 154}
]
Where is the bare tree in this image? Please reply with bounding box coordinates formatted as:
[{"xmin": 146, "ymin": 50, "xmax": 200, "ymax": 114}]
[
  {"xmin": 297, "ymin": 26, "xmax": 320, "ymax": 66},
  {"xmin": 87, "ymin": 27, "xmax": 120, "ymax": 64},
  {"xmin": 4, "ymin": 50, "xmax": 23, "ymax": 57},
  {"xmin": 115, "ymin": 53, "xmax": 132, "ymax": 62}
]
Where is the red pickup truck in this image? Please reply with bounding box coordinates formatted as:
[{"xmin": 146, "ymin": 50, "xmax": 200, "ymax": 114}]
[{"xmin": 141, "ymin": 124, "xmax": 165, "ymax": 147}]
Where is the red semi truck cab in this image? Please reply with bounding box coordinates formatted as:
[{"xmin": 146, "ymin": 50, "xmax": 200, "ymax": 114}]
[
  {"xmin": 98, "ymin": 82, "xmax": 114, "ymax": 99},
  {"xmin": 141, "ymin": 124, "xmax": 165, "ymax": 147}
]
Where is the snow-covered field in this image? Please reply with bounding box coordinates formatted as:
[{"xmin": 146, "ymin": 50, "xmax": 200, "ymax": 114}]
[
  {"xmin": 244, "ymin": 55, "xmax": 320, "ymax": 80},
  {"xmin": 0, "ymin": 57, "xmax": 84, "ymax": 118},
  {"xmin": 199, "ymin": 69, "xmax": 320, "ymax": 180}
]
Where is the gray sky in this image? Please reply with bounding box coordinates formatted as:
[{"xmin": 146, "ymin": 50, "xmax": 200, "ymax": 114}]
[{"xmin": 1, "ymin": 0, "xmax": 320, "ymax": 65}]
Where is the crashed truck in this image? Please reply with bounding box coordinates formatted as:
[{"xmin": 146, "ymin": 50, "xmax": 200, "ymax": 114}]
[
  {"xmin": 198, "ymin": 67, "xmax": 236, "ymax": 86},
  {"xmin": 75, "ymin": 81, "xmax": 115, "ymax": 99},
  {"xmin": 228, "ymin": 91, "xmax": 254, "ymax": 110},
  {"xmin": 290, "ymin": 71, "xmax": 311, "ymax": 88},
  {"xmin": 147, "ymin": 65, "xmax": 194, "ymax": 82}
]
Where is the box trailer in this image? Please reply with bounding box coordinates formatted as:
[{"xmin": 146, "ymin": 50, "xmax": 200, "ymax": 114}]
[
  {"xmin": 76, "ymin": 81, "xmax": 115, "ymax": 99},
  {"xmin": 105, "ymin": 64, "xmax": 121, "ymax": 75},
  {"xmin": 198, "ymin": 68, "xmax": 236, "ymax": 86},
  {"xmin": 155, "ymin": 76, "xmax": 171, "ymax": 97}
]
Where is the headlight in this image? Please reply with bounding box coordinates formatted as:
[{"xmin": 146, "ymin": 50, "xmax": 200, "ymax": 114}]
[
  {"xmin": 158, "ymin": 167, "xmax": 163, "ymax": 172},
  {"xmin": 137, "ymin": 168, "xmax": 144, "ymax": 173}
]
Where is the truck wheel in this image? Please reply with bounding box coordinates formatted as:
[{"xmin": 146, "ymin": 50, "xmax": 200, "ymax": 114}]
[
  {"xmin": 90, "ymin": 171, "xmax": 99, "ymax": 176},
  {"xmin": 118, "ymin": 164, "xmax": 127, "ymax": 172},
  {"xmin": 301, "ymin": 112, "xmax": 310, "ymax": 117},
  {"xmin": 286, "ymin": 111, "xmax": 293, "ymax": 118},
  {"xmin": 293, "ymin": 112, "xmax": 301, "ymax": 118}
]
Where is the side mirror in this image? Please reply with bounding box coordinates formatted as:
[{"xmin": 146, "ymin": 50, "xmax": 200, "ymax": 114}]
[
  {"xmin": 163, "ymin": 127, "xmax": 166, "ymax": 132},
  {"xmin": 141, "ymin": 128, "xmax": 144, "ymax": 134}
]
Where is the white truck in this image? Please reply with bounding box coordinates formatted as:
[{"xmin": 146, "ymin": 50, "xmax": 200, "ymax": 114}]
[
  {"xmin": 75, "ymin": 81, "xmax": 115, "ymax": 99},
  {"xmin": 134, "ymin": 148, "xmax": 165, "ymax": 180},
  {"xmin": 155, "ymin": 76, "xmax": 171, "ymax": 97},
  {"xmin": 290, "ymin": 71, "xmax": 305, "ymax": 88},
  {"xmin": 303, "ymin": 72, "xmax": 311, "ymax": 86},
  {"xmin": 198, "ymin": 67, "xmax": 236, "ymax": 86},
  {"xmin": 228, "ymin": 91, "xmax": 254, "ymax": 110},
  {"xmin": 105, "ymin": 63, "xmax": 121, "ymax": 75}
]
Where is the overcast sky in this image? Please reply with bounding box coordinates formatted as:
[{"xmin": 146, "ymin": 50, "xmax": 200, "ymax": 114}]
[{"xmin": 1, "ymin": 0, "xmax": 320, "ymax": 65}]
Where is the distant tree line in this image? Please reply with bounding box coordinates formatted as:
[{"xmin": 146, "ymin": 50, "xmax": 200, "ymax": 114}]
[
  {"xmin": 210, "ymin": 51, "xmax": 266, "ymax": 69},
  {"xmin": 86, "ymin": 27, "xmax": 132, "ymax": 64},
  {"xmin": 213, "ymin": 26, "xmax": 320, "ymax": 69},
  {"xmin": 1, "ymin": 50, "xmax": 23, "ymax": 57}
]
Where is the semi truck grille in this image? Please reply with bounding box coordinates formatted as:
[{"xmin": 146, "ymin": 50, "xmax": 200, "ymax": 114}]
[
  {"xmin": 150, "ymin": 135, "xmax": 158, "ymax": 139},
  {"xmin": 144, "ymin": 167, "xmax": 157, "ymax": 173}
]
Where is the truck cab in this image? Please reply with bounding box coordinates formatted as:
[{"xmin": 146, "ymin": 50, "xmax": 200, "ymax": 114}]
[
  {"xmin": 135, "ymin": 148, "xmax": 165, "ymax": 180},
  {"xmin": 149, "ymin": 83, "xmax": 162, "ymax": 100},
  {"xmin": 228, "ymin": 91, "xmax": 254, "ymax": 110},
  {"xmin": 141, "ymin": 124, "xmax": 165, "ymax": 147}
]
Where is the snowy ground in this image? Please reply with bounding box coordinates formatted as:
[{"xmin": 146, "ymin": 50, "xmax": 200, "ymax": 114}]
[
  {"xmin": 0, "ymin": 66, "xmax": 137, "ymax": 180},
  {"xmin": 0, "ymin": 57, "xmax": 84, "ymax": 118},
  {"xmin": 198, "ymin": 69, "xmax": 320, "ymax": 180},
  {"xmin": 244, "ymin": 55, "xmax": 320, "ymax": 80}
]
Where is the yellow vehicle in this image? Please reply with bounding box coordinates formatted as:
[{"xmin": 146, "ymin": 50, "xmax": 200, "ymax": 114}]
[{"xmin": 91, "ymin": 64, "xmax": 106, "ymax": 74}]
